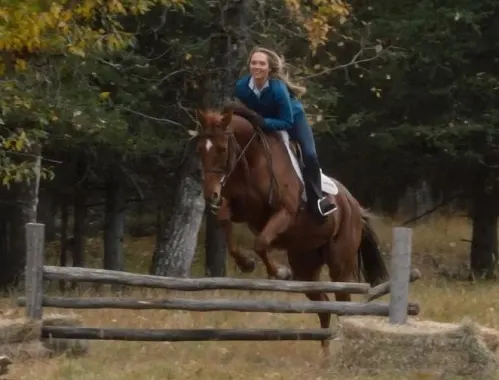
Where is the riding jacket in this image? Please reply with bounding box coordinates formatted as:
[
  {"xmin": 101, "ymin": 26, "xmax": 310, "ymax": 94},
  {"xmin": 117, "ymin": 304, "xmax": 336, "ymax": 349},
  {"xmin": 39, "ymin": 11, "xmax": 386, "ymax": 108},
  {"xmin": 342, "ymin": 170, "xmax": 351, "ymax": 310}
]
[{"xmin": 233, "ymin": 74, "xmax": 305, "ymax": 132}]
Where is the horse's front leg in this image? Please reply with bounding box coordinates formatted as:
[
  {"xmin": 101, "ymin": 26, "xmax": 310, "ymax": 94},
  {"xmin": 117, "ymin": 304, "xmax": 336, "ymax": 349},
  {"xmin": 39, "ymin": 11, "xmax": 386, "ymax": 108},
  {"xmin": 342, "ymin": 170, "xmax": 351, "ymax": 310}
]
[
  {"xmin": 253, "ymin": 208, "xmax": 293, "ymax": 280},
  {"xmin": 216, "ymin": 198, "xmax": 256, "ymax": 273}
]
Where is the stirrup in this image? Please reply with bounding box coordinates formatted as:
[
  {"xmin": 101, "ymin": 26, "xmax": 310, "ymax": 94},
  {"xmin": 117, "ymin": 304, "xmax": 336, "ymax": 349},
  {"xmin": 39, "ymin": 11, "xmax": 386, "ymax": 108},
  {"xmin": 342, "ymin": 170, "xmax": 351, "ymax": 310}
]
[{"xmin": 317, "ymin": 196, "xmax": 337, "ymax": 217}]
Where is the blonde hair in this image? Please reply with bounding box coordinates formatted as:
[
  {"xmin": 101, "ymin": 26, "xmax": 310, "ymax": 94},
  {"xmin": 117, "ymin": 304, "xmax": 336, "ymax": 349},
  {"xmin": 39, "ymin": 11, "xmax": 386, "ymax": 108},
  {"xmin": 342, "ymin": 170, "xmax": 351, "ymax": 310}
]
[{"xmin": 246, "ymin": 46, "xmax": 307, "ymax": 97}]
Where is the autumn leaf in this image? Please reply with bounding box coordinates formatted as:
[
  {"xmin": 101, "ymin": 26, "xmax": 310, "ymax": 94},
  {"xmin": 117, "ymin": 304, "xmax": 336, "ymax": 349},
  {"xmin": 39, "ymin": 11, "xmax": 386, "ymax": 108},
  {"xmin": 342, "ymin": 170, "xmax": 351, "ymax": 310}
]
[
  {"xmin": 99, "ymin": 92, "xmax": 111, "ymax": 100},
  {"xmin": 284, "ymin": 0, "xmax": 350, "ymax": 53},
  {"xmin": 0, "ymin": 0, "xmax": 190, "ymax": 188}
]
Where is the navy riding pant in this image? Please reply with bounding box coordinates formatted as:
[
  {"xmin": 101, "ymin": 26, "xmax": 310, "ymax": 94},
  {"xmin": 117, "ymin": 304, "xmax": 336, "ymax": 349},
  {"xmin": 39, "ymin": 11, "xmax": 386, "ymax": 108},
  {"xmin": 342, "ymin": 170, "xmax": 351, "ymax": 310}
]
[{"xmin": 287, "ymin": 111, "xmax": 319, "ymax": 169}]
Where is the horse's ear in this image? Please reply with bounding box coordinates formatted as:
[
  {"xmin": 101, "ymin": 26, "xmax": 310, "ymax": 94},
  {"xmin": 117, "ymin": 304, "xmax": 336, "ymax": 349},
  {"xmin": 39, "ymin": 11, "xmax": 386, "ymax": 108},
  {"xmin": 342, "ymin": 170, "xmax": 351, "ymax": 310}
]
[{"xmin": 220, "ymin": 108, "xmax": 233, "ymax": 130}]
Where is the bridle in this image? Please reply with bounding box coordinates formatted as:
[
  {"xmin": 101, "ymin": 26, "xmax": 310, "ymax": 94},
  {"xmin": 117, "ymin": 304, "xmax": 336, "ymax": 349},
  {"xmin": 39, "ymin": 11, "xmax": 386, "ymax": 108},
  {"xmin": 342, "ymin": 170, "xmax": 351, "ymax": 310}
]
[
  {"xmin": 198, "ymin": 129, "xmax": 258, "ymax": 212},
  {"xmin": 197, "ymin": 120, "xmax": 279, "ymax": 214}
]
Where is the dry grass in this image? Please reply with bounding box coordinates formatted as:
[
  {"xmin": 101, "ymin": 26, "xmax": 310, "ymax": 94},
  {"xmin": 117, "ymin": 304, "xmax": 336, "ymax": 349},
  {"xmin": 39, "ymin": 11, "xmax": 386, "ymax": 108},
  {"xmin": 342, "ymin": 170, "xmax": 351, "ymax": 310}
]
[{"xmin": 3, "ymin": 214, "xmax": 499, "ymax": 380}]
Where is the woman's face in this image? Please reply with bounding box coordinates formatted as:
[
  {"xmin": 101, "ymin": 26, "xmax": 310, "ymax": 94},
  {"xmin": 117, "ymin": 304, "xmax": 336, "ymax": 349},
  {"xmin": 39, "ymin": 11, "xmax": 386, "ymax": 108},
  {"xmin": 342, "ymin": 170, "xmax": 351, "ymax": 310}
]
[{"xmin": 249, "ymin": 51, "xmax": 270, "ymax": 81}]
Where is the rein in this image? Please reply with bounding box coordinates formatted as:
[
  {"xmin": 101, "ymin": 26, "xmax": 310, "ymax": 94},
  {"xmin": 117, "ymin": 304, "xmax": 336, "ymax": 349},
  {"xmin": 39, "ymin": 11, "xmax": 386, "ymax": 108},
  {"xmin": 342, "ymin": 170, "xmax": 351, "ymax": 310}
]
[
  {"xmin": 223, "ymin": 132, "xmax": 256, "ymax": 187},
  {"xmin": 251, "ymin": 126, "xmax": 279, "ymax": 205},
  {"xmin": 200, "ymin": 130, "xmax": 254, "ymax": 189}
]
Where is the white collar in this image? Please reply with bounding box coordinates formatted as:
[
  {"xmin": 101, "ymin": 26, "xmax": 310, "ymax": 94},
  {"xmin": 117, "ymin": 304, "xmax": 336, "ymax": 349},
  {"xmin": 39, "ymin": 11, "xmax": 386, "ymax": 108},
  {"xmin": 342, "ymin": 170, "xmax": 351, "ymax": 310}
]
[{"xmin": 248, "ymin": 76, "xmax": 269, "ymax": 97}]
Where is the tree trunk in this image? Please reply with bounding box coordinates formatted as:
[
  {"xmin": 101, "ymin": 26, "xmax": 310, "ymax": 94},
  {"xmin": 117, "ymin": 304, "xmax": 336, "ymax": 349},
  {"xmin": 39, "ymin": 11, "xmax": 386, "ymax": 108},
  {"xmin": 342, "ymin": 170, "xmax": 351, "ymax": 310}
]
[
  {"xmin": 0, "ymin": 208, "xmax": 11, "ymax": 290},
  {"xmin": 0, "ymin": 143, "xmax": 42, "ymax": 289},
  {"xmin": 72, "ymin": 192, "xmax": 86, "ymax": 268},
  {"xmin": 396, "ymin": 181, "xmax": 437, "ymax": 221},
  {"xmin": 25, "ymin": 143, "xmax": 42, "ymax": 223},
  {"xmin": 149, "ymin": 202, "xmax": 165, "ymax": 274},
  {"xmin": 103, "ymin": 170, "xmax": 125, "ymax": 271},
  {"xmin": 150, "ymin": 155, "xmax": 205, "ymax": 277},
  {"xmin": 469, "ymin": 170, "xmax": 498, "ymax": 280},
  {"xmin": 38, "ymin": 190, "xmax": 57, "ymax": 242},
  {"xmin": 155, "ymin": 202, "xmax": 164, "ymax": 254},
  {"xmin": 0, "ymin": 194, "xmax": 26, "ymax": 289},
  {"xmin": 201, "ymin": 0, "xmax": 254, "ymax": 277},
  {"xmin": 71, "ymin": 157, "xmax": 87, "ymax": 290},
  {"xmin": 204, "ymin": 210, "xmax": 227, "ymax": 277},
  {"xmin": 58, "ymin": 200, "xmax": 70, "ymax": 292}
]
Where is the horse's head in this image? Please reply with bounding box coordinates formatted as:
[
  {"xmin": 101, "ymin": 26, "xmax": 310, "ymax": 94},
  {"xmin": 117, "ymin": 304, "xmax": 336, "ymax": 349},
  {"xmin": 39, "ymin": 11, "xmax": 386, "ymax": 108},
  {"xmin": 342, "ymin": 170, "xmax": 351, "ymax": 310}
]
[{"xmin": 188, "ymin": 107, "xmax": 234, "ymax": 210}]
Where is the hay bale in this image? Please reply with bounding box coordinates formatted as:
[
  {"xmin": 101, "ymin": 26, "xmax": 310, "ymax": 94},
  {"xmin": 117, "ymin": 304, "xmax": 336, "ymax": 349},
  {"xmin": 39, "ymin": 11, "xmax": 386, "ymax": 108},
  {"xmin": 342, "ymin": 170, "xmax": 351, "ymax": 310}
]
[
  {"xmin": 0, "ymin": 318, "xmax": 49, "ymax": 360},
  {"xmin": 41, "ymin": 313, "xmax": 89, "ymax": 357},
  {"xmin": 0, "ymin": 318, "xmax": 41, "ymax": 344},
  {"xmin": 479, "ymin": 326, "xmax": 499, "ymax": 354},
  {"xmin": 0, "ymin": 341, "xmax": 52, "ymax": 360},
  {"xmin": 0, "ymin": 356, "xmax": 11, "ymax": 376},
  {"xmin": 0, "ymin": 314, "xmax": 89, "ymax": 360},
  {"xmin": 332, "ymin": 316, "xmax": 499, "ymax": 379},
  {"xmin": 43, "ymin": 314, "xmax": 82, "ymax": 326}
]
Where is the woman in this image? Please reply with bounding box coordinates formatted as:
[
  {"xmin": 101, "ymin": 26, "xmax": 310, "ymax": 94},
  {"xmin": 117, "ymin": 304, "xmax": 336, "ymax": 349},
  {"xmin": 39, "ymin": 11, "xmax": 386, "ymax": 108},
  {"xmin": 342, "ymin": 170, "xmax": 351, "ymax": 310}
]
[{"xmin": 232, "ymin": 46, "xmax": 336, "ymax": 224}]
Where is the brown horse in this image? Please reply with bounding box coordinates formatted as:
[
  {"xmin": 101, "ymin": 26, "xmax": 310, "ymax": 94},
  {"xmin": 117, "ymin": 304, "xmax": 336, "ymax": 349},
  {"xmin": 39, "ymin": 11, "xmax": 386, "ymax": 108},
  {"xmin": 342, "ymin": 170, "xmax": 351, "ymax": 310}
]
[{"xmin": 189, "ymin": 101, "xmax": 388, "ymax": 352}]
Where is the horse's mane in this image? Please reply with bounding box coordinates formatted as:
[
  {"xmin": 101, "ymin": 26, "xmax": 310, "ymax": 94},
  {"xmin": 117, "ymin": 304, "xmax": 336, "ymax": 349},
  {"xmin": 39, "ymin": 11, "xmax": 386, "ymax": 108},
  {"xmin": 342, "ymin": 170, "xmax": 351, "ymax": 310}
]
[{"xmin": 199, "ymin": 101, "xmax": 259, "ymax": 132}]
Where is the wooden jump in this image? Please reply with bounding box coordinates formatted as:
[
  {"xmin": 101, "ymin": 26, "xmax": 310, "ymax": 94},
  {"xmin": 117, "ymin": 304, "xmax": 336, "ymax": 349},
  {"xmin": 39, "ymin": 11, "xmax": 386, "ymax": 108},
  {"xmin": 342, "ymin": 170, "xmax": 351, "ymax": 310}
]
[{"xmin": 20, "ymin": 223, "xmax": 421, "ymax": 342}]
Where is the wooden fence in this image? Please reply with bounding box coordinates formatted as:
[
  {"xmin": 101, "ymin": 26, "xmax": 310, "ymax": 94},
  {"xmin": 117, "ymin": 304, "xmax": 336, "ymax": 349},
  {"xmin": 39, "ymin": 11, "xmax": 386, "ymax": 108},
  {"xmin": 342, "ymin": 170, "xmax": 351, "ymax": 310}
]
[{"xmin": 16, "ymin": 223, "xmax": 421, "ymax": 342}]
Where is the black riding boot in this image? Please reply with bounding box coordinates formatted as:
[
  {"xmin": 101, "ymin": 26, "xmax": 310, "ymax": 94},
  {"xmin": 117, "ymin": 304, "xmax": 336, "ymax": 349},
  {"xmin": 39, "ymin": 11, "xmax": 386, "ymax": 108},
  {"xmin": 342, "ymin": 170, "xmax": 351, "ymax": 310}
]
[{"xmin": 303, "ymin": 160, "xmax": 337, "ymax": 224}]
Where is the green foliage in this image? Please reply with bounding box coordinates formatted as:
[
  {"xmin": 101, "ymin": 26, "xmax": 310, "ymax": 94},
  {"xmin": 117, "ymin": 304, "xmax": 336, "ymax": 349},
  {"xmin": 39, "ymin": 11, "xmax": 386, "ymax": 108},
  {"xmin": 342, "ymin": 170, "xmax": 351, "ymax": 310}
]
[
  {"xmin": 0, "ymin": 0, "xmax": 188, "ymax": 187},
  {"xmin": 314, "ymin": 0, "xmax": 499, "ymax": 204},
  {"xmin": 2, "ymin": 0, "xmax": 497, "ymax": 210}
]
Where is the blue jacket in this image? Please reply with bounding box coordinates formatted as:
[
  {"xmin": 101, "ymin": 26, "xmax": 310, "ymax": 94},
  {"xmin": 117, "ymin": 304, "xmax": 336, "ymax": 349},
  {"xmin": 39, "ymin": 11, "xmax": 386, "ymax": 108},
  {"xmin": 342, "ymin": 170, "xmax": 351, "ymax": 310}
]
[{"xmin": 233, "ymin": 74, "xmax": 305, "ymax": 131}]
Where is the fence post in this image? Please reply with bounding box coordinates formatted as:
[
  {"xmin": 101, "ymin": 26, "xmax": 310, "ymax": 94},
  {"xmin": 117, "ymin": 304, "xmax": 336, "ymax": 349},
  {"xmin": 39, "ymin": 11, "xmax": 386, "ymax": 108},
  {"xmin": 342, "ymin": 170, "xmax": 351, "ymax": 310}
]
[
  {"xmin": 25, "ymin": 223, "xmax": 45, "ymax": 320},
  {"xmin": 389, "ymin": 227, "xmax": 412, "ymax": 324}
]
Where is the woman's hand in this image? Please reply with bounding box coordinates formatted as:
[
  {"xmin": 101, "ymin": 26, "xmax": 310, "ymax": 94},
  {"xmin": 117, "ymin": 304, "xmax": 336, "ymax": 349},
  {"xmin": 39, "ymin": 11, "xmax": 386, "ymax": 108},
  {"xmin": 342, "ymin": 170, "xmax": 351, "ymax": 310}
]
[{"xmin": 224, "ymin": 99, "xmax": 265, "ymax": 128}]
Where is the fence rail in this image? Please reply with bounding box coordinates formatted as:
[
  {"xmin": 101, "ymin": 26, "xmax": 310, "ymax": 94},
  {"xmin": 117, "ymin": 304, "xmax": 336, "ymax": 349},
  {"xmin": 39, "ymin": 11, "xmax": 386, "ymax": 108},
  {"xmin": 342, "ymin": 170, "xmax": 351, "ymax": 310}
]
[
  {"xmin": 17, "ymin": 296, "xmax": 420, "ymax": 315},
  {"xmin": 19, "ymin": 222, "xmax": 421, "ymax": 342},
  {"xmin": 42, "ymin": 265, "xmax": 372, "ymax": 294},
  {"xmin": 42, "ymin": 326, "xmax": 335, "ymax": 342}
]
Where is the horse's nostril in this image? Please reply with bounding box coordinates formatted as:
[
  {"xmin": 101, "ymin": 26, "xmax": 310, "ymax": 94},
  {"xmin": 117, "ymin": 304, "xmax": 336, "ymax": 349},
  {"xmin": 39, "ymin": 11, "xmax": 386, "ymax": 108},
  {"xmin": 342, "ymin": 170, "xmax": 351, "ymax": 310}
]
[{"xmin": 211, "ymin": 192, "xmax": 219, "ymax": 200}]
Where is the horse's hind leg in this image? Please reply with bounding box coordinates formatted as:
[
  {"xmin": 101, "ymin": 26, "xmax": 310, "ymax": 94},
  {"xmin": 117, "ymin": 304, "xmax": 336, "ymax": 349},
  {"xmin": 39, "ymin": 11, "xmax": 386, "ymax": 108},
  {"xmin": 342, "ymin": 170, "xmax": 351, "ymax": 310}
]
[
  {"xmin": 325, "ymin": 232, "xmax": 361, "ymax": 303},
  {"xmin": 287, "ymin": 249, "xmax": 332, "ymax": 357},
  {"xmin": 324, "ymin": 193, "xmax": 364, "ymax": 302}
]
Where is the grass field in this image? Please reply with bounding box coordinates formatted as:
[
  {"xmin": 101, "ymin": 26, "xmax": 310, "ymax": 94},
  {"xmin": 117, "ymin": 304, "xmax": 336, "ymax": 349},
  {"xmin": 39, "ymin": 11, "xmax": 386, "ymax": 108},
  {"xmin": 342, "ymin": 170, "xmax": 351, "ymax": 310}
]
[{"xmin": 3, "ymin": 214, "xmax": 499, "ymax": 380}]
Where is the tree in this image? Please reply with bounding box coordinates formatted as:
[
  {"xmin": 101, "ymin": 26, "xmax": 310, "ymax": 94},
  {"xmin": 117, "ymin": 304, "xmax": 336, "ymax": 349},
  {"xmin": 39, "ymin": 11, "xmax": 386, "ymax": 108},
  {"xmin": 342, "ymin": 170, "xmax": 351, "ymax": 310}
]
[
  {"xmin": 0, "ymin": 0, "xmax": 188, "ymax": 287},
  {"xmin": 328, "ymin": 0, "xmax": 499, "ymax": 277},
  {"xmin": 150, "ymin": 153, "xmax": 205, "ymax": 277}
]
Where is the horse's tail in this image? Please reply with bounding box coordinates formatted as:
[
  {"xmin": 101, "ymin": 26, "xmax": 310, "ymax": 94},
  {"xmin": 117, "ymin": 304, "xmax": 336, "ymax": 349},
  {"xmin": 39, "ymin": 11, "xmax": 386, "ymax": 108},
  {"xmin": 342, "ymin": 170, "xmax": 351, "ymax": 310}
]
[{"xmin": 358, "ymin": 209, "xmax": 389, "ymax": 286}]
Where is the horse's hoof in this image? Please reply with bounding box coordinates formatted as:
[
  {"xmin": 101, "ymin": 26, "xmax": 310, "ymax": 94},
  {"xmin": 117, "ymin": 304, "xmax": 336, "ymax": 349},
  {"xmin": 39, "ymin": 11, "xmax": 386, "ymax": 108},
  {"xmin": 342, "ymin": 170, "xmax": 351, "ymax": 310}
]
[
  {"xmin": 238, "ymin": 258, "xmax": 256, "ymax": 273},
  {"xmin": 276, "ymin": 266, "xmax": 292, "ymax": 280}
]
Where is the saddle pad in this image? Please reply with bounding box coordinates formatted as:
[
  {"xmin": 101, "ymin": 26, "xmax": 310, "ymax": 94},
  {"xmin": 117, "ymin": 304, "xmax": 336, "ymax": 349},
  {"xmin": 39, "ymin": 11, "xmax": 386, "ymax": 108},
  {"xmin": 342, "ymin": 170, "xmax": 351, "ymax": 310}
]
[{"xmin": 277, "ymin": 131, "xmax": 339, "ymax": 201}]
